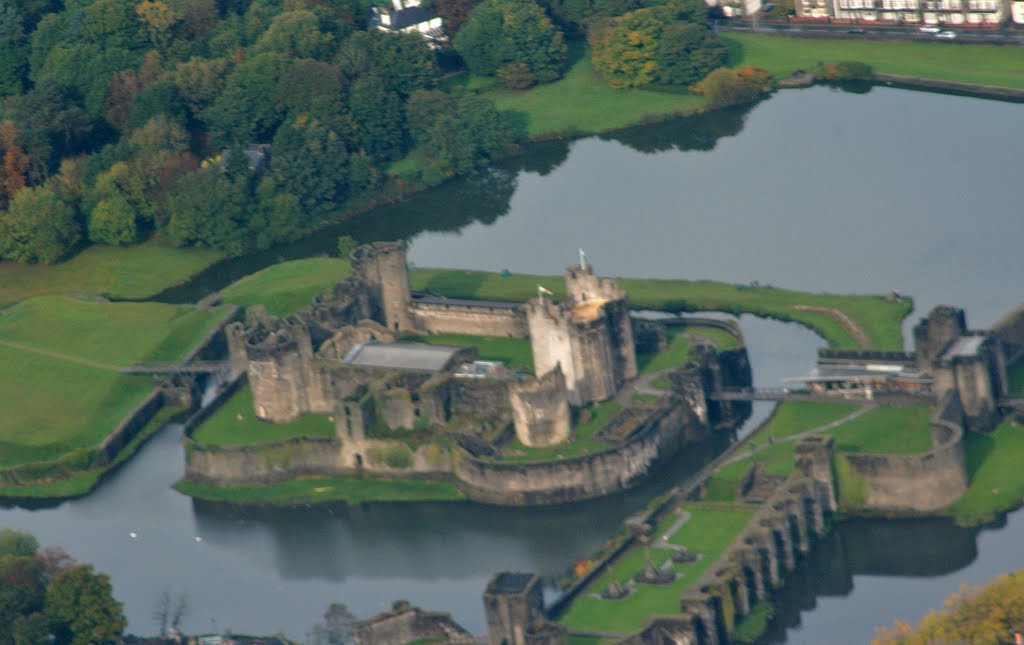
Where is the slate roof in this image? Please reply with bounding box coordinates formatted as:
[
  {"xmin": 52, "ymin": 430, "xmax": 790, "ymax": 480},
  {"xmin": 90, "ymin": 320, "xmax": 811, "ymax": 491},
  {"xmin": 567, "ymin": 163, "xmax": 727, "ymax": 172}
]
[{"xmin": 343, "ymin": 341, "xmax": 462, "ymax": 372}]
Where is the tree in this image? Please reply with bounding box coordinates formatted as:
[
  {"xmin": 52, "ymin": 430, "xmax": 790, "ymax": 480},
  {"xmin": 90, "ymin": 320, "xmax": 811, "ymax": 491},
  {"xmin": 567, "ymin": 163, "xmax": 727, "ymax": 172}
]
[
  {"xmin": 690, "ymin": 67, "xmax": 769, "ymax": 107},
  {"xmin": 165, "ymin": 166, "xmax": 252, "ymax": 253},
  {"xmin": 0, "ymin": 185, "xmax": 81, "ymax": 264},
  {"xmin": 454, "ymin": 0, "xmax": 568, "ymax": 87},
  {"xmin": 0, "ymin": 5, "xmax": 29, "ymax": 97},
  {"xmin": 272, "ymin": 116, "xmax": 351, "ymax": 219},
  {"xmin": 274, "ymin": 59, "xmax": 347, "ymax": 125},
  {"xmin": 434, "ymin": 0, "xmax": 474, "ymax": 34},
  {"xmin": 405, "ymin": 90, "xmax": 456, "ymax": 144},
  {"xmin": 252, "ymin": 10, "xmax": 335, "ymax": 59},
  {"xmin": 0, "ymin": 529, "xmax": 39, "ymax": 559},
  {"xmin": 417, "ymin": 95, "xmax": 516, "ymax": 175},
  {"xmin": 135, "ymin": 0, "xmax": 181, "ymax": 51},
  {"xmin": 205, "ymin": 52, "xmax": 290, "ymax": 146},
  {"xmin": 337, "ymin": 234, "xmax": 357, "ymax": 258},
  {"xmin": 590, "ymin": 2, "xmax": 725, "ymax": 88},
  {"xmin": 174, "ymin": 57, "xmax": 230, "ymax": 115},
  {"xmin": 0, "ymin": 556, "xmax": 46, "ymax": 644},
  {"xmin": 46, "ymin": 564, "xmax": 126, "ymax": 645},
  {"xmin": 335, "ymin": 31, "xmax": 437, "ymax": 97},
  {"xmin": 89, "ymin": 194, "xmax": 139, "ymax": 245},
  {"xmin": 349, "ymin": 74, "xmax": 405, "ymax": 163},
  {"xmin": 310, "ymin": 602, "xmax": 356, "ymax": 645}
]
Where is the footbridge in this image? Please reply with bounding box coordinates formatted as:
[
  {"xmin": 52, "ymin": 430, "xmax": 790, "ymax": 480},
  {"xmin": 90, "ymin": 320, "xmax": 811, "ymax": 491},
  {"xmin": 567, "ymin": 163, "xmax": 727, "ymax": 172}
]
[
  {"xmin": 710, "ymin": 387, "xmax": 934, "ymax": 405},
  {"xmin": 120, "ymin": 361, "xmax": 231, "ymax": 375},
  {"xmin": 709, "ymin": 387, "xmax": 796, "ymax": 402}
]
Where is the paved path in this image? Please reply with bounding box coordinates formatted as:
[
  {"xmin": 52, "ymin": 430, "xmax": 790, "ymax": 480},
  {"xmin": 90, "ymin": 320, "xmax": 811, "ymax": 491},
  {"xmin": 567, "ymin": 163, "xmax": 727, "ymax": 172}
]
[
  {"xmin": 790, "ymin": 304, "xmax": 871, "ymax": 348},
  {"xmin": 721, "ymin": 402, "xmax": 876, "ymax": 467},
  {"xmin": 0, "ymin": 338, "xmax": 121, "ymax": 371},
  {"xmin": 652, "ymin": 510, "xmax": 691, "ymax": 551}
]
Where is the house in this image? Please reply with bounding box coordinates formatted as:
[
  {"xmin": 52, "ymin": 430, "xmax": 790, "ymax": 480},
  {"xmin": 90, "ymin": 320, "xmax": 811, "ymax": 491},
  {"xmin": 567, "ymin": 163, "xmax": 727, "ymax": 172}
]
[
  {"xmin": 796, "ymin": 0, "xmax": 1010, "ymax": 24},
  {"xmin": 370, "ymin": 0, "xmax": 447, "ymax": 47}
]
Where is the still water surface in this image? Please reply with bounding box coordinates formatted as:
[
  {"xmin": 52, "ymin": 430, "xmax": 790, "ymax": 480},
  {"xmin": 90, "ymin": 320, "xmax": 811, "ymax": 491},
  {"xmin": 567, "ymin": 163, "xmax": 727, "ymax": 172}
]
[{"xmin": 4, "ymin": 85, "xmax": 1024, "ymax": 642}]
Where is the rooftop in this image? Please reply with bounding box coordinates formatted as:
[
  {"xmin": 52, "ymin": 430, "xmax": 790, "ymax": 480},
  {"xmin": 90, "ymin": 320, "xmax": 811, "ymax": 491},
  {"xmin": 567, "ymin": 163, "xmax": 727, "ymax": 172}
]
[
  {"xmin": 343, "ymin": 342, "xmax": 463, "ymax": 372},
  {"xmin": 785, "ymin": 364, "xmax": 932, "ymax": 384},
  {"xmin": 489, "ymin": 572, "xmax": 536, "ymax": 595},
  {"xmin": 571, "ymin": 298, "xmax": 608, "ymax": 322},
  {"xmin": 411, "ymin": 292, "xmax": 521, "ymax": 310},
  {"xmin": 941, "ymin": 335, "xmax": 986, "ymax": 361}
]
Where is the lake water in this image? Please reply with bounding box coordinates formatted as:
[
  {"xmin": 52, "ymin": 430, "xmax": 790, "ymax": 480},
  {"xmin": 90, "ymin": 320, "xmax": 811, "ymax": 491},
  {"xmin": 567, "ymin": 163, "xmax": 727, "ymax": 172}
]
[{"xmin": 5, "ymin": 84, "xmax": 1024, "ymax": 642}]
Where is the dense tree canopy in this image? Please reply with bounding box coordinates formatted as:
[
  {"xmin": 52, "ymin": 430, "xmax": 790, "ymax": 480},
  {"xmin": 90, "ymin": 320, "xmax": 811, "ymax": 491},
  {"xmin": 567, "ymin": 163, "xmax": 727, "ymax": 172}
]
[
  {"xmin": 0, "ymin": 529, "xmax": 125, "ymax": 645},
  {"xmin": 454, "ymin": 0, "xmax": 568, "ymax": 87},
  {"xmin": 590, "ymin": 0, "xmax": 726, "ymax": 88}
]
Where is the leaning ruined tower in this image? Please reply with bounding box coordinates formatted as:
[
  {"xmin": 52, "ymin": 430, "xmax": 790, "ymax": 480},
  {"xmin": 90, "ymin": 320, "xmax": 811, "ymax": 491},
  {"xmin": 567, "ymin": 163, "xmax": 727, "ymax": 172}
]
[
  {"xmin": 350, "ymin": 241, "xmax": 414, "ymax": 332},
  {"xmin": 509, "ymin": 365, "xmax": 571, "ymax": 447}
]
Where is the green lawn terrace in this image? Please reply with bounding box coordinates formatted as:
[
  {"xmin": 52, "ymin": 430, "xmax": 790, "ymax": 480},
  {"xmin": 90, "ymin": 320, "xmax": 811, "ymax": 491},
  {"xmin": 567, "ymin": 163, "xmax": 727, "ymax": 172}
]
[
  {"xmin": 0, "ymin": 295, "xmax": 231, "ymax": 490},
  {"xmin": 558, "ymin": 504, "xmax": 756, "ymax": 636},
  {"xmin": 703, "ymin": 403, "xmax": 932, "ymax": 504}
]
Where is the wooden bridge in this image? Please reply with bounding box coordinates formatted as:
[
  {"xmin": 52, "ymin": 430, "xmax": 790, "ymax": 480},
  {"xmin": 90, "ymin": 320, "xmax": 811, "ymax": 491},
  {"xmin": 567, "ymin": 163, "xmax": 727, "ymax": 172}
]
[{"xmin": 120, "ymin": 361, "xmax": 231, "ymax": 375}]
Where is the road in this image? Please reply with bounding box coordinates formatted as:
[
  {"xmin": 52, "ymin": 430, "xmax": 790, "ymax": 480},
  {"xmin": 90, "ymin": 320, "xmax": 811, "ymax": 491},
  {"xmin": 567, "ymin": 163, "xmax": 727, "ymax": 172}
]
[{"xmin": 721, "ymin": 21, "xmax": 1024, "ymax": 45}]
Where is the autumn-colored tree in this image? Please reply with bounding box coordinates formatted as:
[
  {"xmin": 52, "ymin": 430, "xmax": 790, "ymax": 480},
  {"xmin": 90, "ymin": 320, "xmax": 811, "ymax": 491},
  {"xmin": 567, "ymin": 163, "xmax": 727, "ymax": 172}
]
[
  {"xmin": 690, "ymin": 67, "xmax": 769, "ymax": 108},
  {"xmin": 873, "ymin": 569, "xmax": 1024, "ymax": 645},
  {"xmin": 0, "ymin": 121, "xmax": 31, "ymax": 204},
  {"xmin": 433, "ymin": 0, "xmax": 474, "ymax": 34},
  {"xmin": 589, "ymin": 10, "xmax": 662, "ymax": 89},
  {"xmin": 136, "ymin": 0, "xmax": 181, "ymax": 50}
]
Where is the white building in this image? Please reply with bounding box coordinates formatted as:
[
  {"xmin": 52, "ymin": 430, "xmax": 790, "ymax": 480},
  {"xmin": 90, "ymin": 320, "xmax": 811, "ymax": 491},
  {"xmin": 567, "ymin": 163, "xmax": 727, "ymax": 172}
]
[
  {"xmin": 370, "ymin": 0, "xmax": 447, "ymax": 47},
  {"xmin": 799, "ymin": 0, "xmax": 1009, "ymax": 23},
  {"xmin": 1014, "ymin": 0, "xmax": 1024, "ymax": 22}
]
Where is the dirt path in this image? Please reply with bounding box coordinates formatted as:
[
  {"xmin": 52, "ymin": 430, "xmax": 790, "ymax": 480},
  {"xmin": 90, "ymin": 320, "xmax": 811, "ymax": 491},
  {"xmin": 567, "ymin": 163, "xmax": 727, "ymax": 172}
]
[
  {"xmin": 0, "ymin": 338, "xmax": 121, "ymax": 371},
  {"xmin": 790, "ymin": 304, "xmax": 871, "ymax": 348}
]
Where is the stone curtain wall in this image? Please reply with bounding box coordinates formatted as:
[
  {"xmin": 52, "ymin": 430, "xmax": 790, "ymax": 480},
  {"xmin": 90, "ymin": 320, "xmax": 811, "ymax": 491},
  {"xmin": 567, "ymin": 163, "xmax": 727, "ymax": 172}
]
[
  {"xmin": 992, "ymin": 301, "xmax": 1024, "ymax": 363},
  {"xmin": 840, "ymin": 392, "xmax": 968, "ymax": 513},
  {"xmin": 410, "ymin": 301, "xmax": 529, "ymax": 337},
  {"xmin": 454, "ymin": 400, "xmax": 704, "ymax": 505},
  {"xmin": 184, "ymin": 435, "xmax": 344, "ymax": 485}
]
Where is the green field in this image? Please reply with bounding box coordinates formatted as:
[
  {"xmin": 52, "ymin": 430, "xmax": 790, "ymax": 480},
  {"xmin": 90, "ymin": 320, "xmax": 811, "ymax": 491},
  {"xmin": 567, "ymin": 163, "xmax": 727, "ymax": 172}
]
[
  {"xmin": 412, "ymin": 333, "xmax": 534, "ymax": 372},
  {"xmin": 947, "ymin": 420, "xmax": 1024, "ymax": 526},
  {"xmin": 174, "ymin": 474, "xmax": 466, "ymax": 505},
  {"xmin": 479, "ymin": 44, "xmax": 706, "ymax": 138},
  {"xmin": 749, "ymin": 401, "xmax": 860, "ymax": 449},
  {"xmin": 726, "ymin": 33, "xmax": 1024, "ymax": 90},
  {"xmin": 0, "ymin": 296, "xmax": 228, "ymax": 470},
  {"xmin": 499, "ymin": 400, "xmax": 622, "ymax": 462},
  {"xmin": 191, "ymin": 385, "xmax": 335, "ymax": 446},
  {"xmin": 828, "ymin": 405, "xmax": 933, "ymax": 454},
  {"xmin": 410, "ymin": 269, "xmax": 909, "ymax": 349},
  {"xmin": 560, "ymin": 505, "xmax": 755, "ymax": 634},
  {"xmin": 219, "ymin": 257, "xmax": 350, "ymax": 318},
  {"xmin": 687, "ymin": 324, "xmax": 741, "ymax": 350},
  {"xmin": 638, "ymin": 333, "xmax": 690, "ymax": 374},
  {"xmin": 0, "ymin": 238, "xmax": 223, "ymax": 308}
]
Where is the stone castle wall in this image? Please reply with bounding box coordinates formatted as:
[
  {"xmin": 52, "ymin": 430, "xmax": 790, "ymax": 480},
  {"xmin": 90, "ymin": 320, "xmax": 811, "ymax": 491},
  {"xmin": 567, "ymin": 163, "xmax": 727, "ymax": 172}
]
[
  {"xmin": 509, "ymin": 368, "xmax": 571, "ymax": 447},
  {"xmin": 840, "ymin": 392, "xmax": 968, "ymax": 513},
  {"xmin": 410, "ymin": 301, "xmax": 528, "ymax": 338},
  {"xmin": 991, "ymin": 301, "xmax": 1024, "ymax": 363},
  {"xmin": 354, "ymin": 603, "xmax": 475, "ymax": 645},
  {"xmin": 453, "ymin": 399, "xmax": 706, "ymax": 505},
  {"xmin": 351, "ymin": 241, "xmax": 414, "ymax": 332}
]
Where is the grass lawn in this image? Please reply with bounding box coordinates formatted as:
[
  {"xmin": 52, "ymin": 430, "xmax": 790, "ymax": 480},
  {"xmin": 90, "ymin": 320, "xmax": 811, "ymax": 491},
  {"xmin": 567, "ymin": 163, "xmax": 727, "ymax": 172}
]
[
  {"xmin": 748, "ymin": 401, "xmax": 860, "ymax": 450},
  {"xmin": 191, "ymin": 385, "xmax": 335, "ymax": 446},
  {"xmin": 732, "ymin": 600, "xmax": 774, "ymax": 643},
  {"xmin": 725, "ymin": 33, "xmax": 1024, "ymax": 90},
  {"xmin": 560, "ymin": 505, "xmax": 755, "ymax": 634},
  {"xmin": 0, "ymin": 297, "xmax": 228, "ymax": 469},
  {"xmin": 639, "ymin": 333, "xmax": 689, "ymax": 374},
  {"xmin": 412, "ymin": 333, "xmax": 534, "ymax": 372},
  {"xmin": 827, "ymin": 405, "xmax": 932, "ymax": 454},
  {"xmin": 218, "ymin": 257, "xmax": 350, "ymax": 318},
  {"xmin": 499, "ymin": 400, "xmax": 621, "ymax": 462},
  {"xmin": 480, "ymin": 44, "xmax": 706, "ymax": 138},
  {"xmin": 0, "ymin": 238, "xmax": 223, "ymax": 308},
  {"xmin": 947, "ymin": 420, "xmax": 1024, "ymax": 526},
  {"xmin": 173, "ymin": 475, "xmax": 465, "ymax": 505},
  {"xmin": 409, "ymin": 269, "xmax": 909, "ymax": 350},
  {"xmin": 687, "ymin": 324, "xmax": 740, "ymax": 350},
  {"xmin": 1006, "ymin": 360, "xmax": 1024, "ymax": 396}
]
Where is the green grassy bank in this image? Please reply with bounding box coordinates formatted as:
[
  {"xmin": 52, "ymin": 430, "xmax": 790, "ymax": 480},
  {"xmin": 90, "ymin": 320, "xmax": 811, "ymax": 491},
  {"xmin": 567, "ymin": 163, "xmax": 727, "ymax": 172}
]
[
  {"xmin": 559, "ymin": 504, "xmax": 755, "ymax": 634},
  {"xmin": 947, "ymin": 420, "xmax": 1024, "ymax": 526},
  {"xmin": 412, "ymin": 333, "xmax": 534, "ymax": 372},
  {"xmin": 190, "ymin": 385, "xmax": 335, "ymax": 446},
  {"xmin": 218, "ymin": 257, "xmax": 351, "ymax": 318},
  {"xmin": 0, "ymin": 296, "xmax": 229, "ymax": 474},
  {"xmin": 410, "ymin": 268, "xmax": 909, "ymax": 349},
  {"xmin": 726, "ymin": 33, "xmax": 1024, "ymax": 90},
  {"xmin": 174, "ymin": 475, "xmax": 466, "ymax": 505}
]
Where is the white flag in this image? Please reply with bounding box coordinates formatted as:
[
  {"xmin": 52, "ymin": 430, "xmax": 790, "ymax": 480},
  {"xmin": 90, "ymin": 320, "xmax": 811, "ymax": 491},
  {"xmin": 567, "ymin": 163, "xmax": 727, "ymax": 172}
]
[{"xmin": 538, "ymin": 285, "xmax": 554, "ymax": 296}]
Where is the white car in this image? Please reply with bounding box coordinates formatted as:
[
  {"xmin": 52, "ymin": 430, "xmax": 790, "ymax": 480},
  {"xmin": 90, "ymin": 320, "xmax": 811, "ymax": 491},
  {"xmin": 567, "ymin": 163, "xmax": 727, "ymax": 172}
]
[
  {"xmin": 919, "ymin": 25, "xmax": 941, "ymax": 33},
  {"xmin": 935, "ymin": 30, "xmax": 957, "ymax": 39}
]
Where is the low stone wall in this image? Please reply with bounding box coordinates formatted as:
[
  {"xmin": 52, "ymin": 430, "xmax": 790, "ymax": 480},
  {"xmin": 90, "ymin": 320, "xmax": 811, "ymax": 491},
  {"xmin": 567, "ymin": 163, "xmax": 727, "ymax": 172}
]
[
  {"xmin": 185, "ymin": 435, "xmax": 344, "ymax": 485},
  {"xmin": 410, "ymin": 301, "xmax": 528, "ymax": 338},
  {"xmin": 840, "ymin": 393, "xmax": 968, "ymax": 513},
  {"xmin": 991, "ymin": 301, "xmax": 1024, "ymax": 363},
  {"xmin": 354, "ymin": 602, "xmax": 476, "ymax": 645},
  {"xmin": 454, "ymin": 399, "xmax": 706, "ymax": 506}
]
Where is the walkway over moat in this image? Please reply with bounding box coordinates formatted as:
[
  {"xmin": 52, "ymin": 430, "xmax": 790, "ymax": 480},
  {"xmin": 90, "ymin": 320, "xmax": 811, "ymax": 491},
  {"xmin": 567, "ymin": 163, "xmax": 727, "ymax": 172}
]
[
  {"xmin": 120, "ymin": 361, "xmax": 230, "ymax": 375},
  {"xmin": 709, "ymin": 387, "xmax": 934, "ymax": 406}
]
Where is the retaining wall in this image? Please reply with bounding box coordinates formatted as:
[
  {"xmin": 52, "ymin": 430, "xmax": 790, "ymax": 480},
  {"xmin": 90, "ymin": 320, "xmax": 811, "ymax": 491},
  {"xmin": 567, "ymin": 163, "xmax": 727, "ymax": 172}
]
[
  {"xmin": 410, "ymin": 301, "xmax": 528, "ymax": 338},
  {"xmin": 840, "ymin": 393, "xmax": 968, "ymax": 513}
]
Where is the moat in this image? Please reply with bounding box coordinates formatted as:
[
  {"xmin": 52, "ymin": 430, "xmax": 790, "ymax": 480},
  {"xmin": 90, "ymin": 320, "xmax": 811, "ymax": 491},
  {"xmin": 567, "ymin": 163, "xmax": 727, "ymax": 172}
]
[{"xmin": 3, "ymin": 84, "xmax": 1024, "ymax": 643}]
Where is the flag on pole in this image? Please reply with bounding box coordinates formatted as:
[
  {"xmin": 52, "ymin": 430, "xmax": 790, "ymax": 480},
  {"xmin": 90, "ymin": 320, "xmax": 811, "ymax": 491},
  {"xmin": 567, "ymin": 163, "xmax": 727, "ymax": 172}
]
[{"xmin": 538, "ymin": 285, "xmax": 553, "ymax": 297}]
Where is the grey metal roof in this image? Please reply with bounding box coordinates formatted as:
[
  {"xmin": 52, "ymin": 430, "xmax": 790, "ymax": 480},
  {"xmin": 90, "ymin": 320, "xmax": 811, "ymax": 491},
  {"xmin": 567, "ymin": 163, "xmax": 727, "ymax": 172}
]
[
  {"xmin": 942, "ymin": 335, "xmax": 985, "ymax": 360},
  {"xmin": 785, "ymin": 365, "xmax": 932, "ymax": 384},
  {"xmin": 383, "ymin": 6, "xmax": 434, "ymax": 29},
  {"xmin": 343, "ymin": 342, "xmax": 461, "ymax": 372},
  {"xmin": 410, "ymin": 293, "xmax": 522, "ymax": 310}
]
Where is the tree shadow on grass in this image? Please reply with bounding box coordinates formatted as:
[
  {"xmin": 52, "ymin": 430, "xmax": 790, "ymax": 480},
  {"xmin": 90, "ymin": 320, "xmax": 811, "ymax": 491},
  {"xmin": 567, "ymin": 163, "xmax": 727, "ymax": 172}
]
[
  {"xmin": 721, "ymin": 35, "xmax": 746, "ymax": 67},
  {"xmin": 962, "ymin": 430, "xmax": 995, "ymax": 480}
]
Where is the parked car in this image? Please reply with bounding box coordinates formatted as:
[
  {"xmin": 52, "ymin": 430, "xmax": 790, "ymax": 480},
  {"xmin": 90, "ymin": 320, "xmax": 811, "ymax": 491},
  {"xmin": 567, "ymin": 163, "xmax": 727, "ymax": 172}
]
[
  {"xmin": 935, "ymin": 30, "xmax": 957, "ymax": 39},
  {"xmin": 848, "ymin": 27, "xmax": 866, "ymax": 33},
  {"xmin": 919, "ymin": 25, "xmax": 941, "ymax": 33}
]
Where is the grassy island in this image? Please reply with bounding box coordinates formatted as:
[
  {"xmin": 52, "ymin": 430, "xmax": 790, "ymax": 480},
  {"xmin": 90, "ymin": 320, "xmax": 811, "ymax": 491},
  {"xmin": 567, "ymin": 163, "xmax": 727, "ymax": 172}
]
[{"xmin": 0, "ymin": 295, "xmax": 230, "ymax": 496}]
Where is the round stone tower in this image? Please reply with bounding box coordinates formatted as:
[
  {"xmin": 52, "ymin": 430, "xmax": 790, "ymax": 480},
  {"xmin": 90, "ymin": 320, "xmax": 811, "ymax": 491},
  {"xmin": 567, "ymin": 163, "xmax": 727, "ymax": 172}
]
[
  {"xmin": 350, "ymin": 241, "xmax": 413, "ymax": 332},
  {"xmin": 509, "ymin": 366, "xmax": 571, "ymax": 447},
  {"xmin": 244, "ymin": 319, "xmax": 313, "ymax": 423}
]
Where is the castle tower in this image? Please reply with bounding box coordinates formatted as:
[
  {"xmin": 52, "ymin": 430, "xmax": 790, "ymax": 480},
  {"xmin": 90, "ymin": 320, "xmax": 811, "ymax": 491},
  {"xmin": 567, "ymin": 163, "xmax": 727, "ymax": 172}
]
[
  {"xmin": 244, "ymin": 319, "xmax": 314, "ymax": 423},
  {"xmin": 565, "ymin": 261, "xmax": 637, "ymax": 384},
  {"xmin": 350, "ymin": 241, "xmax": 414, "ymax": 333},
  {"xmin": 509, "ymin": 366, "xmax": 571, "ymax": 447},
  {"xmin": 526, "ymin": 297, "xmax": 617, "ymax": 406},
  {"xmin": 483, "ymin": 573, "xmax": 545, "ymax": 645},
  {"xmin": 913, "ymin": 306, "xmax": 967, "ymax": 374}
]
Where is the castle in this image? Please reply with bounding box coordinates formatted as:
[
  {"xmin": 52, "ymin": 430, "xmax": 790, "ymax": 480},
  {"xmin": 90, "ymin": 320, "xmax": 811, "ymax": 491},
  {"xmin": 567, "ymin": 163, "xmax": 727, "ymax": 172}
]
[
  {"xmin": 196, "ymin": 242, "xmax": 750, "ymax": 503},
  {"xmin": 225, "ymin": 241, "xmax": 642, "ymax": 450}
]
